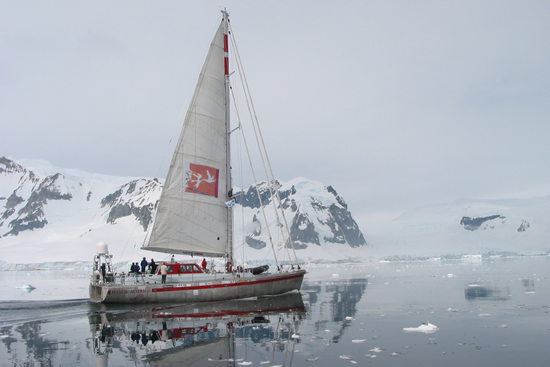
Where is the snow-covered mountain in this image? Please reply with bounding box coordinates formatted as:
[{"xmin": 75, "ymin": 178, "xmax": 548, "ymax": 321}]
[
  {"xmin": 2, "ymin": 156, "xmax": 549, "ymax": 266},
  {"xmin": 363, "ymin": 196, "xmax": 550, "ymax": 260},
  {"xmin": 0, "ymin": 157, "xmax": 367, "ymax": 264}
]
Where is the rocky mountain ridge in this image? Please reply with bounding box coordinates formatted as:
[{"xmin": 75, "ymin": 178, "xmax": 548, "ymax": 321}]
[{"xmin": 0, "ymin": 157, "xmax": 367, "ymax": 263}]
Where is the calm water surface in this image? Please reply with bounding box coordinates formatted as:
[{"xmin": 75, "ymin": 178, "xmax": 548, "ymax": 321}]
[{"xmin": 1, "ymin": 256, "xmax": 549, "ymax": 366}]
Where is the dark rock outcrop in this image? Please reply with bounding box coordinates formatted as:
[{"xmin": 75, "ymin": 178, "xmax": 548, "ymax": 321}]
[
  {"xmin": 100, "ymin": 179, "xmax": 161, "ymax": 231},
  {"xmin": 237, "ymin": 180, "xmax": 367, "ymax": 250},
  {"xmin": 460, "ymin": 215, "xmax": 504, "ymax": 231}
]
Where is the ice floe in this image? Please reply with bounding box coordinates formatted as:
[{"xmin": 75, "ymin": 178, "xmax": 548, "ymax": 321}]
[
  {"xmin": 403, "ymin": 322, "xmax": 439, "ymax": 333},
  {"xmin": 15, "ymin": 284, "xmax": 36, "ymax": 293}
]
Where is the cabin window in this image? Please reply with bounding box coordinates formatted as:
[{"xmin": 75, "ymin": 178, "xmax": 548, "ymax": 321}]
[
  {"xmin": 179, "ymin": 265, "xmax": 186, "ymax": 272},
  {"xmin": 186, "ymin": 265, "xmax": 193, "ymax": 272},
  {"xmin": 167, "ymin": 266, "xmax": 173, "ymax": 272}
]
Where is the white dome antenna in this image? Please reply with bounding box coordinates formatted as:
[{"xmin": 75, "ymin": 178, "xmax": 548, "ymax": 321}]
[{"xmin": 96, "ymin": 242, "xmax": 109, "ymax": 255}]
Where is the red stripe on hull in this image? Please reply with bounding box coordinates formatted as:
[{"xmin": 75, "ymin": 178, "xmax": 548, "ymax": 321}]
[
  {"xmin": 92, "ymin": 270, "xmax": 306, "ymax": 303},
  {"xmin": 146, "ymin": 272, "xmax": 303, "ymax": 294}
]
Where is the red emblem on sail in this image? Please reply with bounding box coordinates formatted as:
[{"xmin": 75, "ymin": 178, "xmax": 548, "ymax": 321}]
[{"xmin": 185, "ymin": 163, "xmax": 219, "ymax": 198}]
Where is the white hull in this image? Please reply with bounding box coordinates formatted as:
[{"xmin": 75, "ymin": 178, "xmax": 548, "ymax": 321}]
[{"xmin": 90, "ymin": 269, "xmax": 305, "ymax": 304}]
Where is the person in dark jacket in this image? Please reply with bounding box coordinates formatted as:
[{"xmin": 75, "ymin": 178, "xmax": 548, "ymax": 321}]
[
  {"xmin": 140, "ymin": 257, "xmax": 148, "ymax": 273},
  {"xmin": 149, "ymin": 259, "xmax": 157, "ymax": 274}
]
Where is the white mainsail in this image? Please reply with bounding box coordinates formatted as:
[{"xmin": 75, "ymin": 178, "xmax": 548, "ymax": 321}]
[{"xmin": 144, "ymin": 20, "xmax": 229, "ymax": 257}]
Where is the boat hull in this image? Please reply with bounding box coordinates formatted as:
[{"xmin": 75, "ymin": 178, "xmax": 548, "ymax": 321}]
[{"xmin": 90, "ymin": 270, "xmax": 306, "ymax": 304}]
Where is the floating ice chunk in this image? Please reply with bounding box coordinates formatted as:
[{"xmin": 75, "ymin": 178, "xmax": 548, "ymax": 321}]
[
  {"xmin": 237, "ymin": 362, "xmax": 252, "ymax": 366},
  {"xmin": 332, "ymin": 274, "xmax": 339, "ymax": 278},
  {"xmin": 500, "ymin": 324, "xmax": 508, "ymax": 328},
  {"xmin": 16, "ymin": 284, "xmax": 36, "ymax": 293},
  {"xmin": 16, "ymin": 284, "xmax": 36, "ymax": 290},
  {"xmin": 369, "ymin": 347, "xmax": 383, "ymax": 353},
  {"xmin": 478, "ymin": 314, "xmax": 491, "ymax": 317},
  {"xmin": 345, "ymin": 316, "xmax": 353, "ymax": 321},
  {"xmin": 291, "ymin": 334, "xmax": 300, "ymax": 339},
  {"xmin": 390, "ymin": 352, "xmax": 401, "ymax": 356},
  {"xmin": 447, "ymin": 273, "xmax": 456, "ymax": 278},
  {"xmin": 351, "ymin": 339, "xmax": 366, "ymax": 343},
  {"xmin": 447, "ymin": 308, "xmax": 458, "ymax": 312},
  {"xmin": 403, "ymin": 322, "xmax": 439, "ymax": 334},
  {"xmin": 324, "ymin": 329, "xmax": 331, "ymax": 333},
  {"xmin": 306, "ymin": 357, "xmax": 320, "ymax": 362},
  {"xmin": 350, "ymin": 360, "xmax": 358, "ymax": 364},
  {"xmin": 339, "ymin": 355, "xmax": 353, "ymax": 360},
  {"xmin": 260, "ymin": 362, "xmax": 270, "ymax": 365},
  {"xmin": 525, "ymin": 291, "xmax": 536, "ymax": 295}
]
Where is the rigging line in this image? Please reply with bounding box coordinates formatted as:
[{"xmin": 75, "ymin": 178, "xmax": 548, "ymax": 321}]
[
  {"xmin": 232, "ymin": 110, "xmax": 248, "ymax": 266},
  {"xmin": 230, "ymin": 86, "xmax": 280, "ymax": 270},
  {"xmin": 229, "ymin": 24, "xmax": 300, "ymax": 268},
  {"xmin": 228, "ymin": 26, "xmax": 290, "ymax": 267},
  {"xmin": 116, "ymin": 206, "xmax": 144, "ymax": 265}
]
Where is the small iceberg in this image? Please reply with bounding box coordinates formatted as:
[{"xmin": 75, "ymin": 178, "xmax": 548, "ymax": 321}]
[
  {"xmin": 403, "ymin": 322, "xmax": 439, "ymax": 334},
  {"xmin": 16, "ymin": 284, "xmax": 36, "ymax": 293}
]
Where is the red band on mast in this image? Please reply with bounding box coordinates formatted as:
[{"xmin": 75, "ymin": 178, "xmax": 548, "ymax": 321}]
[{"xmin": 224, "ymin": 34, "xmax": 229, "ymax": 76}]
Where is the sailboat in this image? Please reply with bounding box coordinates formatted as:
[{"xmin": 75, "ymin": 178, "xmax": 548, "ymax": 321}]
[{"xmin": 89, "ymin": 10, "xmax": 306, "ymax": 303}]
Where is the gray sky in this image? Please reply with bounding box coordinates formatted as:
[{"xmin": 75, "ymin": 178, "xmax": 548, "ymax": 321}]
[{"xmin": 1, "ymin": 1, "xmax": 549, "ymax": 223}]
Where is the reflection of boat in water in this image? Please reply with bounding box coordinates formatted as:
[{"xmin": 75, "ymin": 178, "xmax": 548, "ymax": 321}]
[{"xmin": 89, "ymin": 292, "xmax": 306, "ymax": 366}]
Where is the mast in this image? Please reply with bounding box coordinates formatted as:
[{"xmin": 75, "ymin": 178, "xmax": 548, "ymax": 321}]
[{"xmin": 223, "ymin": 10, "xmax": 233, "ymax": 265}]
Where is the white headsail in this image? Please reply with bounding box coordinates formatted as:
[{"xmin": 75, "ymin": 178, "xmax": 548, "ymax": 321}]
[{"xmin": 144, "ymin": 20, "xmax": 229, "ymax": 257}]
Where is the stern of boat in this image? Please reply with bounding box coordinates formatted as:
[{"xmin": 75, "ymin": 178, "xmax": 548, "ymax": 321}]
[{"xmin": 89, "ymin": 284, "xmax": 104, "ymax": 303}]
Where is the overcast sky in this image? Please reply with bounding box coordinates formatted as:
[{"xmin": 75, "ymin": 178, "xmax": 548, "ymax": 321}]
[{"xmin": 1, "ymin": 1, "xmax": 549, "ymax": 223}]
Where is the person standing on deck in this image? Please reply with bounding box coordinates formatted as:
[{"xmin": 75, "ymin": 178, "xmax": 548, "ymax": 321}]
[
  {"xmin": 202, "ymin": 258, "xmax": 207, "ymax": 271},
  {"xmin": 149, "ymin": 259, "xmax": 157, "ymax": 274},
  {"xmin": 140, "ymin": 257, "xmax": 148, "ymax": 273},
  {"xmin": 160, "ymin": 263, "xmax": 168, "ymax": 284}
]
